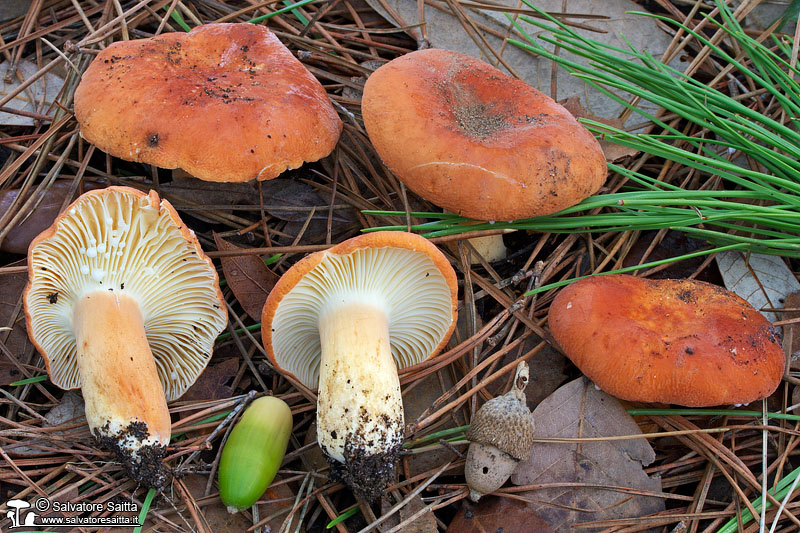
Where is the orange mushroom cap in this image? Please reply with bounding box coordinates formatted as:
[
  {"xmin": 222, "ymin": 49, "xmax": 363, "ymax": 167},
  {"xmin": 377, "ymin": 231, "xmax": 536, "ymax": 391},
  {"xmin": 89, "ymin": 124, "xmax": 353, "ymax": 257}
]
[
  {"xmin": 74, "ymin": 23, "xmax": 342, "ymax": 182},
  {"xmin": 361, "ymin": 49, "xmax": 607, "ymax": 221},
  {"xmin": 548, "ymin": 274, "xmax": 785, "ymax": 407}
]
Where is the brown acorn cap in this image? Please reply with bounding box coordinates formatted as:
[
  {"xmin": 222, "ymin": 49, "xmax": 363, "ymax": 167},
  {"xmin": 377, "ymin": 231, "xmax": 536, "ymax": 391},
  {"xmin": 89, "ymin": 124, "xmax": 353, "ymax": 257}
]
[
  {"xmin": 74, "ymin": 23, "xmax": 342, "ymax": 182},
  {"xmin": 466, "ymin": 393, "xmax": 535, "ymax": 461},
  {"xmin": 548, "ymin": 274, "xmax": 786, "ymax": 407},
  {"xmin": 361, "ymin": 49, "xmax": 607, "ymax": 221},
  {"xmin": 261, "ymin": 231, "xmax": 458, "ymax": 389}
]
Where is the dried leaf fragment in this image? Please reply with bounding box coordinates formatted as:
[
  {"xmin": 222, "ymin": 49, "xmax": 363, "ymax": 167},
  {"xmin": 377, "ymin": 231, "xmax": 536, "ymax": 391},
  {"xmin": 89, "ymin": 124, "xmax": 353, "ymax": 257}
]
[
  {"xmin": 213, "ymin": 233, "xmax": 279, "ymax": 321},
  {"xmin": 511, "ymin": 377, "xmax": 665, "ymax": 531},
  {"xmin": 181, "ymin": 358, "xmax": 239, "ymax": 403},
  {"xmin": 785, "ymin": 291, "xmax": 800, "ymax": 369},
  {"xmin": 445, "ymin": 496, "xmax": 553, "ymax": 533},
  {"xmin": 716, "ymin": 251, "xmax": 800, "ymax": 323}
]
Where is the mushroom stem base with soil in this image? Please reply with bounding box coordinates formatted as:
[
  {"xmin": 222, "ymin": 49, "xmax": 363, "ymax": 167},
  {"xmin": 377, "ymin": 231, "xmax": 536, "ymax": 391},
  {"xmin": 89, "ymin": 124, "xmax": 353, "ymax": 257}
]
[
  {"xmin": 317, "ymin": 300, "xmax": 403, "ymax": 502},
  {"xmin": 73, "ymin": 289, "xmax": 171, "ymax": 487}
]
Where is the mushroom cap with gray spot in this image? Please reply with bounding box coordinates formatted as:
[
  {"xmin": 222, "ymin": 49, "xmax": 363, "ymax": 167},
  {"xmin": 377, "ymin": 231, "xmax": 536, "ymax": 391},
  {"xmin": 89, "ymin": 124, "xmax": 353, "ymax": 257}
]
[{"xmin": 24, "ymin": 186, "xmax": 227, "ymax": 400}]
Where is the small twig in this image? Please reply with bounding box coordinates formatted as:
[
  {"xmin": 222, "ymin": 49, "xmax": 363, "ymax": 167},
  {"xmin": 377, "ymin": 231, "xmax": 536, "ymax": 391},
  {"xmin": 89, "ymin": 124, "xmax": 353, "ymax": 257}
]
[
  {"xmin": 382, "ymin": 496, "xmax": 444, "ymax": 533},
  {"xmin": 40, "ymin": 37, "xmax": 80, "ymax": 73},
  {"xmin": 437, "ymin": 438, "xmax": 465, "ymax": 459},
  {"xmin": 174, "ymin": 477, "xmax": 209, "ymax": 533},
  {"xmin": 176, "ymin": 390, "xmax": 257, "ymax": 471},
  {"xmin": 357, "ymin": 461, "xmax": 451, "ymax": 533}
]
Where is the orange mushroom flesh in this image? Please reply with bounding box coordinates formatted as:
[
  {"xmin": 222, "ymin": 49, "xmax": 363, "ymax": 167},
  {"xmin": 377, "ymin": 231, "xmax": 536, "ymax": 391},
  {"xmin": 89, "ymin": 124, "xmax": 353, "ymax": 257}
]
[
  {"xmin": 74, "ymin": 23, "xmax": 342, "ymax": 182},
  {"xmin": 548, "ymin": 274, "xmax": 785, "ymax": 407},
  {"xmin": 25, "ymin": 187, "xmax": 227, "ymax": 486},
  {"xmin": 72, "ymin": 289, "xmax": 172, "ymax": 473},
  {"xmin": 362, "ymin": 48, "xmax": 607, "ymax": 222},
  {"xmin": 262, "ymin": 232, "xmax": 458, "ymax": 500}
]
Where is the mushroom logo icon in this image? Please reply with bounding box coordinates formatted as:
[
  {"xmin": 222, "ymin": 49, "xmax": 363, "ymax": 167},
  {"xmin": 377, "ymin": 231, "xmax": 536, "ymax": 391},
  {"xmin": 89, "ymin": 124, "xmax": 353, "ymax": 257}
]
[{"xmin": 4, "ymin": 499, "xmax": 38, "ymax": 528}]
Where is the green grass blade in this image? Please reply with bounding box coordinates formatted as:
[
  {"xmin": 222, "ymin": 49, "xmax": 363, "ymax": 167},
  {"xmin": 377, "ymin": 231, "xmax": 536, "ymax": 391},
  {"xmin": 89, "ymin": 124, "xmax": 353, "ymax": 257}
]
[
  {"xmin": 718, "ymin": 465, "xmax": 800, "ymax": 532},
  {"xmin": 133, "ymin": 488, "xmax": 156, "ymax": 533},
  {"xmin": 165, "ymin": 6, "xmax": 192, "ymax": 32},
  {"xmin": 523, "ymin": 244, "xmax": 749, "ymax": 297},
  {"xmin": 627, "ymin": 408, "xmax": 800, "ymax": 422},
  {"xmin": 327, "ymin": 506, "xmax": 359, "ymax": 529},
  {"xmin": 248, "ymin": 0, "xmax": 318, "ymax": 23},
  {"xmin": 9, "ymin": 375, "xmax": 48, "ymax": 386}
]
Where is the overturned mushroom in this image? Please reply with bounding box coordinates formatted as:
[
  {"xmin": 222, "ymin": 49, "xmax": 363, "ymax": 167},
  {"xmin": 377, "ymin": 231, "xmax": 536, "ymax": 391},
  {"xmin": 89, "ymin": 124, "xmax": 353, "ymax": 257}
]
[
  {"xmin": 24, "ymin": 187, "xmax": 227, "ymax": 486},
  {"xmin": 74, "ymin": 23, "xmax": 342, "ymax": 182},
  {"xmin": 261, "ymin": 231, "xmax": 458, "ymax": 500}
]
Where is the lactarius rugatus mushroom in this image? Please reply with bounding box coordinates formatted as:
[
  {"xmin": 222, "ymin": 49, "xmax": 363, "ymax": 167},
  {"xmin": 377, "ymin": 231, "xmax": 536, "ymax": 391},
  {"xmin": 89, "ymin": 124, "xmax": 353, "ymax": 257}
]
[
  {"xmin": 261, "ymin": 231, "xmax": 458, "ymax": 500},
  {"xmin": 548, "ymin": 274, "xmax": 785, "ymax": 407},
  {"xmin": 73, "ymin": 23, "xmax": 342, "ymax": 182},
  {"xmin": 361, "ymin": 49, "xmax": 607, "ymax": 222},
  {"xmin": 24, "ymin": 186, "xmax": 227, "ymax": 486},
  {"xmin": 465, "ymin": 361, "xmax": 535, "ymax": 502}
]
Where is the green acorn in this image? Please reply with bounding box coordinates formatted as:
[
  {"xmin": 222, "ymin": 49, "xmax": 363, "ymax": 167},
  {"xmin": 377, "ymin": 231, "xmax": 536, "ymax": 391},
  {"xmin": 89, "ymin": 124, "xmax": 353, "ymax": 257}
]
[{"xmin": 218, "ymin": 396, "xmax": 293, "ymax": 513}]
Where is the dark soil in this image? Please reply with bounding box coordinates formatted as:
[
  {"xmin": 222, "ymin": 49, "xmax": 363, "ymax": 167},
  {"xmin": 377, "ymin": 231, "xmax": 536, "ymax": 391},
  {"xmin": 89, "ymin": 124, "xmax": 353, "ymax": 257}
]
[
  {"xmin": 93, "ymin": 421, "xmax": 168, "ymax": 489},
  {"xmin": 326, "ymin": 441, "xmax": 402, "ymax": 503},
  {"xmin": 453, "ymin": 103, "xmax": 507, "ymax": 138}
]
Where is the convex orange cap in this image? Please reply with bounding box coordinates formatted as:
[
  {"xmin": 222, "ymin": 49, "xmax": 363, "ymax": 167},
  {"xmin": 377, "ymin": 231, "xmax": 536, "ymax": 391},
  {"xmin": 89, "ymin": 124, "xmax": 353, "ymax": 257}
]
[
  {"xmin": 362, "ymin": 49, "xmax": 607, "ymax": 221},
  {"xmin": 74, "ymin": 23, "xmax": 342, "ymax": 182},
  {"xmin": 548, "ymin": 274, "xmax": 785, "ymax": 407}
]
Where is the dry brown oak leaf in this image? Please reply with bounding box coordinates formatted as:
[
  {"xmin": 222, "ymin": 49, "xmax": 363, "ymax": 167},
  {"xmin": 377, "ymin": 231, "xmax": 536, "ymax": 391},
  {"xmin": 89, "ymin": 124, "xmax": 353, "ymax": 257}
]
[{"xmin": 511, "ymin": 377, "xmax": 665, "ymax": 531}]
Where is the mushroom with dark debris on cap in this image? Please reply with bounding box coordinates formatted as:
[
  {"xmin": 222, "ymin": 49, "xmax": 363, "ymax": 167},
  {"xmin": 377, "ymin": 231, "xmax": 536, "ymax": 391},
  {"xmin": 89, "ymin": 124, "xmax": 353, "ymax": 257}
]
[
  {"xmin": 261, "ymin": 231, "xmax": 458, "ymax": 501},
  {"xmin": 24, "ymin": 186, "xmax": 227, "ymax": 487},
  {"xmin": 362, "ymin": 48, "xmax": 606, "ymax": 264},
  {"xmin": 548, "ymin": 274, "xmax": 785, "ymax": 407},
  {"xmin": 74, "ymin": 23, "xmax": 342, "ymax": 183},
  {"xmin": 361, "ymin": 48, "xmax": 607, "ymax": 223}
]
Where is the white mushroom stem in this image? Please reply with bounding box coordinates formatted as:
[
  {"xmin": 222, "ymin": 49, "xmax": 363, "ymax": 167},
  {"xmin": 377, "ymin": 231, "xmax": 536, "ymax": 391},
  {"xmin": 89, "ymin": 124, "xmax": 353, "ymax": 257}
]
[
  {"xmin": 316, "ymin": 300, "xmax": 404, "ymax": 463},
  {"xmin": 73, "ymin": 290, "xmax": 171, "ymax": 452},
  {"xmin": 444, "ymin": 217, "xmax": 508, "ymax": 264},
  {"xmin": 466, "ymin": 234, "xmax": 507, "ymax": 264}
]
